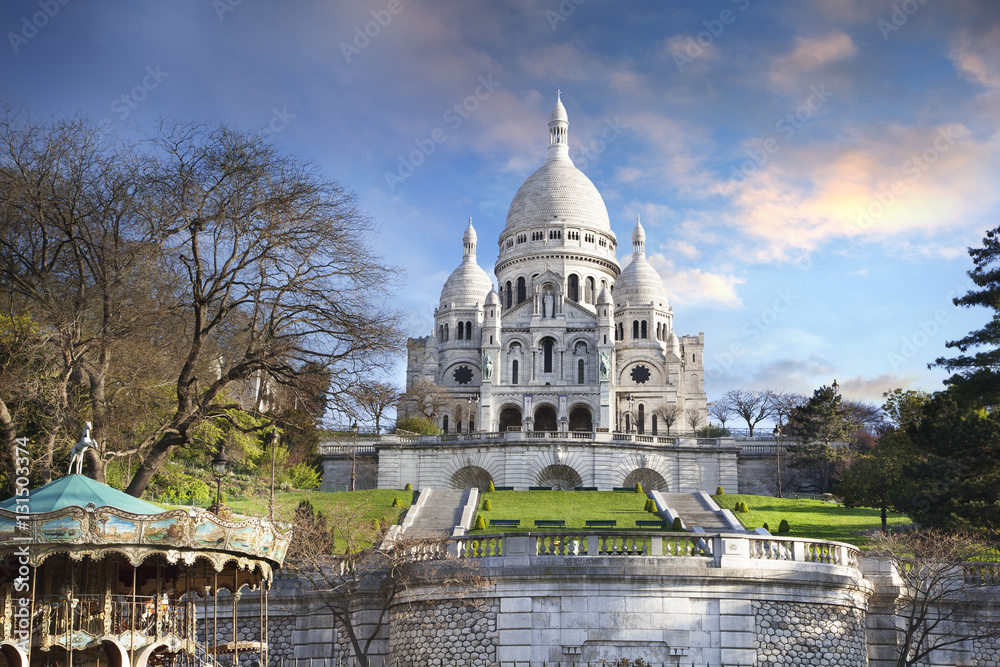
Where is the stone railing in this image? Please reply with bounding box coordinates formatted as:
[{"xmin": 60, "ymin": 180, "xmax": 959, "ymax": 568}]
[
  {"xmin": 448, "ymin": 532, "xmax": 862, "ymax": 573},
  {"xmin": 336, "ymin": 431, "xmax": 706, "ymax": 449}
]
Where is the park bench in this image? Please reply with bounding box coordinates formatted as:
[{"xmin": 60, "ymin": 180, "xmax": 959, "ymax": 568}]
[
  {"xmin": 492, "ymin": 486, "xmax": 515, "ymax": 491},
  {"xmin": 585, "ymin": 520, "xmax": 617, "ymax": 528},
  {"xmin": 636, "ymin": 520, "xmax": 667, "ymax": 529},
  {"xmin": 612, "ymin": 487, "xmax": 636, "ymax": 492},
  {"xmin": 529, "ymin": 486, "xmax": 552, "ymax": 491},
  {"xmin": 534, "ymin": 519, "xmax": 565, "ymax": 528},
  {"xmin": 489, "ymin": 519, "xmax": 520, "ymax": 528},
  {"xmin": 573, "ymin": 486, "xmax": 598, "ymax": 491}
]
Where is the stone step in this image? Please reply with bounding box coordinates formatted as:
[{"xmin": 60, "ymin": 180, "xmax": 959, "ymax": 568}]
[
  {"xmin": 402, "ymin": 488, "xmax": 469, "ymax": 536},
  {"xmin": 659, "ymin": 492, "xmax": 733, "ymax": 530}
]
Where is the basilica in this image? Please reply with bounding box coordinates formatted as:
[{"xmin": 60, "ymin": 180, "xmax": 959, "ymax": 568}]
[{"xmin": 401, "ymin": 93, "xmax": 707, "ymax": 436}]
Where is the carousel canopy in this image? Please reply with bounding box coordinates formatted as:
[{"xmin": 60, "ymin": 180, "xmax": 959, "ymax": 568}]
[{"xmin": 0, "ymin": 473, "xmax": 164, "ymax": 514}]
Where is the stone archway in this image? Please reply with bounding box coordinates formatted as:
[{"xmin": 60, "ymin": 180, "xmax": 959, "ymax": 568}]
[
  {"xmin": 569, "ymin": 406, "xmax": 592, "ymax": 431},
  {"xmin": 534, "ymin": 405, "xmax": 557, "ymax": 432},
  {"xmin": 450, "ymin": 466, "xmax": 494, "ymax": 491},
  {"xmin": 623, "ymin": 468, "xmax": 667, "ymax": 492},
  {"xmin": 499, "ymin": 406, "xmax": 522, "ymax": 432},
  {"xmin": 536, "ymin": 464, "xmax": 583, "ymax": 490}
]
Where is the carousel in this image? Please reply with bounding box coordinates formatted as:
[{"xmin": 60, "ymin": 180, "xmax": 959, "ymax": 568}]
[{"xmin": 0, "ymin": 429, "xmax": 292, "ymax": 667}]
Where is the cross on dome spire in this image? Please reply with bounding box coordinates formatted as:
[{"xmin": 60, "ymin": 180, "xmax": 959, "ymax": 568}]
[{"xmin": 463, "ymin": 218, "xmax": 477, "ymax": 258}]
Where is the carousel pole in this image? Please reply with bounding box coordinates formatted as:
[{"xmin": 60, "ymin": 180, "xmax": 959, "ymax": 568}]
[
  {"xmin": 130, "ymin": 565, "xmax": 137, "ymax": 667},
  {"xmin": 213, "ymin": 572, "xmax": 219, "ymax": 667}
]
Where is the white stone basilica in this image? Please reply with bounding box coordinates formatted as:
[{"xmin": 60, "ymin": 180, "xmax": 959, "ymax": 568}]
[{"xmin": 401, "ymin": 93, "xmax": 707, "ymax": 436}]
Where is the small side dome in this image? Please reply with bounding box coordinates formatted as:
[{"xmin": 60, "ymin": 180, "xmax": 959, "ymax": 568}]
[
  {"xmin": 597, "ymin": 285, "xmax": 614, "ymax": 306},
  {"xmin": 440, "ymin": 220, "xmax": 493, "ymax": 308},
  {"xmin": 614, "ymin": 217, "xmax": 669, "ymax": 308},
  {"xmin": 485, "ymin": 288, "xmax": 500, "ymax": 306}
]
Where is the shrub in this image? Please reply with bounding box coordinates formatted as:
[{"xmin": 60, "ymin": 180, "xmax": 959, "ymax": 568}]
[
  {"xmin": 394, "ymin": 414, "xmax": 440, "ymax": 434},
  {"xmin": 392, "ymin": 497, "xmax": 403, "ymax": 507},
  {"xmin": 404, "ymin": 482, "xmax": 413, "ymax": 491},
  {"xmin": 474, "ymin": 515, "xmax": 486, "ymax": 530},
  {"xmin": 487, "ymin": 480, "xmax": 495, "ymax": 492},
  {"xmin": 762, "ymin": 522, "xmax": 770, "ymax": 532},
  {"xmin": 635, "ymin": 482, "xmax": 644, "ymax": 494},
  {"xmin": 371, "ymin": 519, "xmax": 381, "ymax": 532},
  {"xmin": 289, "ymin": 462, "xmax": 322, "ymax": 490},
  {"xmin": 671, "ymin": 517, "xmax": 684, "ymax": 531},
  {"xmin": 483, "ymin": 499, "xmax": 492, "ymax": 511},
  {"xmin": 778, "ymin": 519, "xmax": 790, "ymax": 533},
  {"xmin": 696, "ymin": 424, "xmax": 729, "ymax": 437},
  {"xmin": 644, "ymin": 498, "xmax": 656, "ymax": 513},
  {"xmin": 736, "ymin": 501, "xmax": 750, "ymax": 513},
  {"xmin": 716, "ymin": 486, "xmax": 725, "ymax": 496}
]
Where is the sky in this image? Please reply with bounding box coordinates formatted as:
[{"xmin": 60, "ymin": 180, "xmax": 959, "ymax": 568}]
[{"xmin": 2, "ymin": 0, "xmax": 999, "ymax": 405}]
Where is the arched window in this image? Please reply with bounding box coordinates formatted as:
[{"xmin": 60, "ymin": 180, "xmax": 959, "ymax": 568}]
[
  {"xmin": 438, "ymin": 325, "xmax": 444, "ymax": 342},
  {"xmin": 466, "ymin": 321, "xmax": 474, "ymax": 341},
  {"xmin": 443, "ymin": 415, "xmax": 449, "ymax": 433},
  {"xmin": 457, "ymin": 322, "xmax": 464, "ymax": 340},
  {"xmin": 638, "ymin": 404, "xmax": 645, "ymax": 434},
  {"xmin": 641, "ymin": 321, "xmax": 647, "ymax": 339},
  {"xmin": 505, "ymin": 281, "xmax": 512, "ymax": 308},
  {"xmin": 578, "ymin": 359, "xmax": 585, "ymax": 384},
  {"xmin": 632, "ymin": 320, "xmax": 639, "ymax": 340},
  {"xmin": 656, "ymin": 322, "xmax": 661, "ymax": 340},
  {"xmin": 456, "ymin": 419, "xmax": 463, "ymax": 434},
  {"xmin": 444, "ymin": 324, "xmax": 449, "ymax": 341},
  {"xmin": 625, "ymin": 413, "xmax": 631, "ymax": 432},
  {"xmin": 568, "ymin": 274, "xmax": 579, "ymax": 301},
  {"xmin": 517, "ymin": 277, "xmax": 526, "ymax": 303},
  {"xmin": 512, "ymin": 359, "xmax": 519, "ymax": 385},
  {"xmin": 543, "ymin": 339, "xmax": 554, "ymax": 373},
  {"xmin": 586, "ymin": 277, "xmax": 595, "ymax": 304},
  {"xmin": 618, "ymin": 323, "xmax": 624, "ymax": 340},
  {"xmin": 652, "ymin": 415, "xmax": 658, "ymax": 436}
]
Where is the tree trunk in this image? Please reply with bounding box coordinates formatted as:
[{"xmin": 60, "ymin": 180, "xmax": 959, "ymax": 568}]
[
  {"xmin": 125, "ymin": 430, "xmax": 185, "ymax": 497},
  {"xmin": 0, "ymin": 396, "xmax": 18, "ymax": 496}
]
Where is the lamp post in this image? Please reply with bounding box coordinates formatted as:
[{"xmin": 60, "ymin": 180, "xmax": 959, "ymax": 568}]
[
  {"xmin": 627, "ymin": 394, "xmax": 635, "ymax": 433},
  {"xmin": 350, "ymin": 421, "xmax": 359, "ymax": 492},
  {"xmin": 212, "ymin": 449, "xmax": 230, "ymax": 510},
  {"xmin": 268, "ymin": 431, "xmax": 279, "ymax": 523},
  {"xmin": 467, "ymin": 394, "xmax": 480, "ymax": 433}
]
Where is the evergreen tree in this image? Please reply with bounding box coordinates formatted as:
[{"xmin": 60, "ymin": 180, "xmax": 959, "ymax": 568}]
[
  {"xmin": 787, "ymin": 385, "xmax": 853, "ymax": 493},
  {"xmin": 935, "ymin": 225, "xmax": 1000, "ymax": 405}
]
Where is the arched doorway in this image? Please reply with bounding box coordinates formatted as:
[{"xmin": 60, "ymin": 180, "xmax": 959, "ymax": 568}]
[
  {"xmin": 569, "ymin": 406, "xmax": 592, "ymax": 431},
  {"xmin": 534, "ymin": 405, "xmax": 557, "ymax": 431},
  {"xmin": 499, "ymin": 407, "xmax": 522, "ymax": 432},
  {"xmin": 536, "ymin": 465, "xmax": 583, "ymax": 490},
  {"xmin": 623, "ymin": 468, "xmax": 667, "ymax": 492},
  {"xmin": 450, "ymin": 466, "xmax": 493, "ymax": 491}
]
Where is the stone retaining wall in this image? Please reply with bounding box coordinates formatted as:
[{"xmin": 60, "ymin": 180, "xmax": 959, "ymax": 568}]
[
  {"xmin": 388, "ymin": 598, "xmax": 498, "ymax": 666},
  {"xmin": 753, "ymin": 600, "xmax": 867, "ymax": 666}
]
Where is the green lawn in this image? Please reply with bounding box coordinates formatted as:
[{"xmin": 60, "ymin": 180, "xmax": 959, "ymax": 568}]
[
  {"xmin": 713, "ymin": 494, "xmax": 910, "ymax": 548},
  {"xmin": 226, "ymin": 488, "xmax": 414, "ymax": 526},
  {"xmin": 470, "ymin": 490, "xmax": 660, "ymax": 533}
]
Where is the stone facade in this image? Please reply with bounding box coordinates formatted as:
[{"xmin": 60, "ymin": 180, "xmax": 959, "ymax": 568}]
[
  {"xmin": 400, "ymin": 94, "xmax": 706, "ymax": 439},
  {"xmin": 753, "ymin": 600, "xmax": 867, "ymax": 666}
]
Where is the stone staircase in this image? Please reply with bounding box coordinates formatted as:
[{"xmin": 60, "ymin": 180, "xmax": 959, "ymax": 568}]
[
  {"xmin": 658, "ymin": 492, "xmax": 736, "ymax": 530},
  {"xmin": 401, "ymin": 488, "xmax": 470, "ymax": 536}
]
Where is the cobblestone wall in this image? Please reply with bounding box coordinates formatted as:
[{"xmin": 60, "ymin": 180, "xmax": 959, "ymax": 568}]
[
  {"xmin": 387, "ymin": 598, "xmax": 498, "ymax": 666},
  {"xmin": 753, "ymin": 600, "xmax": 867, "ymax": 666},
  {"xmin": 973, "ymin": 631, "xmax": 1000, "ymax": 667},
  {"xmin": 196, "ymin": 607, "xmax": 295, "ymax": 667}
]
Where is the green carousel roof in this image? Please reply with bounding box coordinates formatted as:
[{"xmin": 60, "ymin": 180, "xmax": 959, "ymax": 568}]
[{"xmin": 0, "ymin": 473, "xmax": 164, "ymax": 514}]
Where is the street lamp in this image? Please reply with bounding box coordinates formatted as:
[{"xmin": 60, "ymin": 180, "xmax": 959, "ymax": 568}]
[
  {"xmin": 211, "ymin": 449, "xmax": 230, "ymax": 511},
  {"xmin": 627, "ymin": 394, "xmax": 635, "ymax": 433},
  {"xmin": 467, "ymin": 394, "xmax": 480, "ymax": 433},
  {"xmin": 350, "ymin": 421, "xmax": 359, "ymax": 492},
  {"xmin": 268, "ymin": 430, "xmax": 279, "ymax": 523}
]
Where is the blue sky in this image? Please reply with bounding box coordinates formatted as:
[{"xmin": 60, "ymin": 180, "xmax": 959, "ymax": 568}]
[{"xmin": 3, "ymin": 0, "xmax": 999, "ymax": 404}]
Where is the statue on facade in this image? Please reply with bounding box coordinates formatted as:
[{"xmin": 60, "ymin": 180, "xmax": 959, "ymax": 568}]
[
  {"xmin": 543, "ymin": 291, "xmax": 554, "ymax": 318},
  {"xmin": 482, "ymin": 351, "xmax": 494, "ymax": 381},
  {"xmin": 600, "ymin": 352, "xmax": 610, "ymax": 380}
]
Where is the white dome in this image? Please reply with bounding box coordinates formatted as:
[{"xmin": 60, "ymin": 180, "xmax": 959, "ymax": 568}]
[
  {"xmin": 614, "ymin": 218, "xmax": 669, "ymax": 308},
  {"xmin": 504, "ymin": 94, "xmax": 612, "ymax": 235},
  {"xmin": 440, "ymin": 221, "xmax": 493, "ymax": 308}
]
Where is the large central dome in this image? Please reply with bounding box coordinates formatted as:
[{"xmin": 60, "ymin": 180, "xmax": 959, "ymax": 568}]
[{"xmin": 504, "ymin": 93, "xmax": 612, "ymax": 234}]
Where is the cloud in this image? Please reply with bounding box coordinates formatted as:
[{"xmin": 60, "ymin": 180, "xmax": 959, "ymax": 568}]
[
  {"xmin": 949, "ymin": 25, "xmax": 1000, "ymax": 90},
  {"xmin": 645, "ymin": 254, "xmax": 744, "ymax": 308},
  {"xmin": 768, "ymin": 31, "xmax": 857, "ymax": 92},
  {"xmin": 836, "ymin": 372, "xmax": 925, "ymax": 402}
]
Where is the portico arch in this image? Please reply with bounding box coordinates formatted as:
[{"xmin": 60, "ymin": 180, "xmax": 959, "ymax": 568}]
[
  {"xmin": 569, "ymin": 406, "xmax": 593, "ymax": 432},
  {"xmin": 499, "ymin": 406, "xmax": 522, "ymax": 432},
  {"xmin": 534, "ymin": 405, "xmax": 557, "ymax": 432},
  {"xmin": 450, "ymin": 466, "xmax": 493, "ymax": 491}
]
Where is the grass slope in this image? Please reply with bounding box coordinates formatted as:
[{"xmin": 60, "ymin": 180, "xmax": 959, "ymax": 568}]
[
  {"xmin": 713, "ymin": 494, "xmax": 910, "ymax": 548},
  {"xmin": 471, "ymin": 490, "xmax": 658, "ymax": 533}
]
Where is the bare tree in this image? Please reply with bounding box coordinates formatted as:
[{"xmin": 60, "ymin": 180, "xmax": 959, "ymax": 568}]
[
  {"xmin": 685, "ymin": 407, "xmax": 702, "ymax": 433},
  {"xmin": 349, "ymin": 381, "xmax": 399, "ymax": 433},
  {"xmin": 871, "ymin": 529, "xmax": 1000, "ymax": 667},
  {"xmin": 401, "ymin": 378, "xmax": 447, "ymax": 421},
  {"xmin": 725, "ymin": 389, "xmax": 774, "ymax": 436},
  {"xmin": 707, "ymin": 397, "xmax": 734, "ymax": 430},
  {"xmin": 284, "ymin": 500, "xmax": 485, "ymax": 665},
  {"xmin": 654, "ymin": 404, "xmax": 682, "ymax": 436},
  {"xmin": 767, "ymin": 392, "xmax": 806, "ymax": 498}
]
